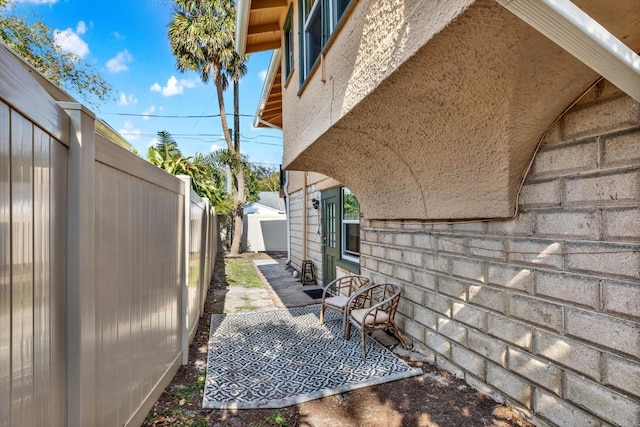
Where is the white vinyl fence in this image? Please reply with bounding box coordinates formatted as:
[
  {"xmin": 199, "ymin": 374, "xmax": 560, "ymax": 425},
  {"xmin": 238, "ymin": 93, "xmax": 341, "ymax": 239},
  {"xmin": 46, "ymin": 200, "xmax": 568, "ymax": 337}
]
[{"xmin": 0, "ymin": 45, "xmax": 217, "ymax": 427}]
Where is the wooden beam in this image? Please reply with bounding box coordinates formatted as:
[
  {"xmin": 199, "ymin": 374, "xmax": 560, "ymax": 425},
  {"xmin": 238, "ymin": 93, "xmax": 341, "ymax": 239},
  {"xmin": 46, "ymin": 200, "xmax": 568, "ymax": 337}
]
[
  {"xmin": 250, "ymin": 0, "xmax": 287, "ymax": 10},
  {"xmin": 248, "ymin": 22, "xmax": 281, "ymax": 35},
  {"xmin": 245, "ymin": 40, "xmax": 282, "ymax": 53},
  {"xmin": 264, "ymin": 102, "xmax": 282, "ymax": 111}
]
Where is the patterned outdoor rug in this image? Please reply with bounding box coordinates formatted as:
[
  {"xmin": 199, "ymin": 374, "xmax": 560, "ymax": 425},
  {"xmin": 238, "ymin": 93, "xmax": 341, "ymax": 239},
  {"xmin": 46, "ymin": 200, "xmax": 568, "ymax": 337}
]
[{"xmin": 202, "ymin": 305, "xmax": 422, "ymax": 409}]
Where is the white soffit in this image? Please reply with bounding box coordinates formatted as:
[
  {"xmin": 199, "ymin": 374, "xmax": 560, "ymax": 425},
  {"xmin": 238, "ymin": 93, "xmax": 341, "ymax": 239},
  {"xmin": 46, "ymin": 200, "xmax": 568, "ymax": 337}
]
[{"xmin": 497, "ymin": 0, "xmax": 640, "ymax": 102}]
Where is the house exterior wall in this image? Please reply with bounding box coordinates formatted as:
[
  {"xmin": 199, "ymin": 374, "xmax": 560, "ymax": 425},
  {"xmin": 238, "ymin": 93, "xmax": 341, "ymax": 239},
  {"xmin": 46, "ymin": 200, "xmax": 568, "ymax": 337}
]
[
  {"xmin": 288, "ymin": 182, "xmax": 324, "ymax": 284},
  {"xmin": 288, "ymin": 171, "xmax": 342, "ymax": 283},
  {"xmin": 279, "ymin": 0, "xmax": 640, "ymax": 220},
  {"xmin": 358, "ymin": 82, "xmax": 640, "ymax": 426}
]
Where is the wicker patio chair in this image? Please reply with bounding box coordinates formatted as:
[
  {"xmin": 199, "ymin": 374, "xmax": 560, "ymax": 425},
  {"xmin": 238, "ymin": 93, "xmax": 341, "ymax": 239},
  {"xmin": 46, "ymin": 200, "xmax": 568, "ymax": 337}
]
[
  {"xmin": 345, "ymin": 282, "xmax": 408, "ymax": 359},
  {"xmin": 320, "ymin": 275, "xmax": 372, "ymax": 336}
]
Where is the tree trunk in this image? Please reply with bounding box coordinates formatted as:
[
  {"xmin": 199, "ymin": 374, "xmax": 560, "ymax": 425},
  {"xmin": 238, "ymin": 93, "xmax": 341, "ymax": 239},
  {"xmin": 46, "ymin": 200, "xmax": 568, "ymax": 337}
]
[
  {"xmin": 226, "ymin": 78, "xmax": 244, "ymax": 256},
  {"xmin": 229, "ymin": 165, "xmax": 244, "ymax": 255},
  {"xmin": 216, "ymin": 71, "xmax": 233, "ymax": 152}
]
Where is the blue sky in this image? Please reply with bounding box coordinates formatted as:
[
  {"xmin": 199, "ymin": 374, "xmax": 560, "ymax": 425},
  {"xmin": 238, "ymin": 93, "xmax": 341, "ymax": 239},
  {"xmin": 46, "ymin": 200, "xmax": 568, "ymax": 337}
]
[{"xmin": 11, "ymin": 0, "xmax": 283, "ymax": 168}]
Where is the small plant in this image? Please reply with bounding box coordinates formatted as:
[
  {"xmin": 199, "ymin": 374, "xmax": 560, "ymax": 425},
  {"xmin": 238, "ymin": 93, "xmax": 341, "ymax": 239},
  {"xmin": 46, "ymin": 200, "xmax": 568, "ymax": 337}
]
[
  {"xmin": 189, "ymin": 418, "xmax": 208, "ymax": 427},
  {"xmin": 170, "ymin": 375, "xmax": 205, "ymax": 400},
  {"xmin": 264, "ymin": 410, "xmax": 288, "ymax": 426}
]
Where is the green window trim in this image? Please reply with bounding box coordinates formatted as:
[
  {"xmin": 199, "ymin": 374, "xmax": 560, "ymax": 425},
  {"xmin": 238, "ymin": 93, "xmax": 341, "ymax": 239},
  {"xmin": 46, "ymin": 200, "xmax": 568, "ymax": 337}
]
[
  {"xmin": 283, "ymin": 6, "xmax": 294, "ymax": 80},
  {"xmin": 341, "ymin": 187, "xmax": 360, "ymax": 263},
  {"xmin": 298, "ymin": 0, "xmax": 353, "ymax": 87},
  {"xmin": 336, "ymin": 258, "xmax": 360, "ymax": 274}
]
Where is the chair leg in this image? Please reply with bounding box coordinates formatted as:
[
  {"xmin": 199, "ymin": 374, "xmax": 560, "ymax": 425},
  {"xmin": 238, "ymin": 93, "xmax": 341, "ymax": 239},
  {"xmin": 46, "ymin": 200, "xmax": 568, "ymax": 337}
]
[
  {"xmin": 389, "ymin": 322, "xmax": 410, "ymax": 349},
  {"xmin": 360, "ymin": 328, "xmax": 367, "ymax": 360},
  {"xmin": 319, "ymin": 306, "xmax": 325, "ymax": 324},
  {"xmin": 341, "ymin": 311, "xmax": 348, "ymax": 338},
  {"xmin": 345, "ymin": 320, "xmax": 352, "ymax": 340}
]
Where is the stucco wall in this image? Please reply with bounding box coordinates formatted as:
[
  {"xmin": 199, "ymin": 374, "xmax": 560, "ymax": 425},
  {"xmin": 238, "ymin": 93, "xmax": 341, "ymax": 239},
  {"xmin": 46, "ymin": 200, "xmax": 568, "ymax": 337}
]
[
  {"xmin": 280, "ymin": 0, "xmax": 640, "ymax": 220},
  {"xmin": 359, "ymin": 82, "xmax": 640, "ymax": 426}
]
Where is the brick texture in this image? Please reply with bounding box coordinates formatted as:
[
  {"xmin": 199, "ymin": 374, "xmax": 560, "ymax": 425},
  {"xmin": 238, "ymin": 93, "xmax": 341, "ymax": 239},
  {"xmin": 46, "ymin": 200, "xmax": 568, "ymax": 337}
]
[
  {"xmin": 603, "ymin": 353, "xmax": 640, "ymax": 398},
  {"xmin": 565, "ymin": 372, "xmax": 640, "ymax": 427},
  {"xmin": 532, "ymin": 141, "xmax": 598, "ymax": 177},
  {"xmin": 603, "ymin": 207, "xmax": 640, "ymax": 241},
  {"xmin": 534, "ymin": 271, "xmax": 600, "ymax": 309},
  {"xmin": 349, "ymin": 84, "xmax": 640, "ymax": 426},
  {"xmin": 603, "ymin": 129, "xmax": 640, "ymax": 166},
  {"xmin": 507, "ymin": 348, "xmax": 562, "ymax": 394},
  {"xmin": 602, "ymin": 279, "xmax": 640, "ymax": 319},
  {"xmin": 533, "ymin": 330, "xmax": 601, "ymax": 381},
  {"xmin": 486, "ymin": 363, "xmax": 532, "ymax": 408},
  {"xmin": 565, "ymin": 308, "xmax": 640, "ymax": 357},
  {"xmin": 534, "ymin": 389, "xmax": 600, "ymax": 427}
]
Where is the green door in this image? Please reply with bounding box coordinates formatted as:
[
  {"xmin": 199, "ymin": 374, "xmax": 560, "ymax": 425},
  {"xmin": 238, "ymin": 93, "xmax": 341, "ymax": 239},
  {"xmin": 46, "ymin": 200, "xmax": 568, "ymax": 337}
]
[{"xmin": 321, "ymin": 188, "xmax": 340, "ymax": 285}]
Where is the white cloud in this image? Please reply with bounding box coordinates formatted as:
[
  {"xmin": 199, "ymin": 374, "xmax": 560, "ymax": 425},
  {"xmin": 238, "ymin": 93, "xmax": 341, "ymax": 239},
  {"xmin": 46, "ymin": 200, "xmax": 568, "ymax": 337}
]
[
  {"xmin": 113, "ymin": 31, "xmax": 124, "ymax": 41},
  {"xmin": 150, "ymin": 75, "xmax": 198, "ymax": 97},
  {"xmin": 117, "ymin": 92, "xmax": 138, "ymax": 107},
  {"xmin": 148, "ymin": 138, "xmax": 159, "ymax": 149},
  {"xmin": 53, "ymin": 27, "xmax": 89, "ymax": 59},
  {"xmin": 76, "ymin": 21, "xmax": 87, "ymax": 35},
  {"xmin": 210, "ymin": 144, "xmax": 222, "ymax": 152},
  {"xmin": 142, "ymin": 105, "xmax": 156, "ymax": 120},
  {"xmin": 106, "ymin": 49, "xmax": 133, "ymax": 73},
  {"xmin": 119, "ymin": 121, "xmax": 141, "ymax": 142},
  {"xmin": 258, "ymin": 69, "xmax": 267, "ymax": 81}
]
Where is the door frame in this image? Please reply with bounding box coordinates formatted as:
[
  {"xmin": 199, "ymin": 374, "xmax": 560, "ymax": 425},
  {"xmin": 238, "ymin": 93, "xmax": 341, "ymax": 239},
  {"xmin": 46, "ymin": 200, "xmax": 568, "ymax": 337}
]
[{"xmin": 321, "ymin": 188, "xmax": 340, "ymax": 286}]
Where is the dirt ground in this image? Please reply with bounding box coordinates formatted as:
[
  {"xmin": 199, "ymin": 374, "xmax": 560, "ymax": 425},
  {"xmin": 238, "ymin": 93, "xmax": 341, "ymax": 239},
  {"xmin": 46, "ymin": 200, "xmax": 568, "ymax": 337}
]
[{"xmin": 142, "ymin": 254, "xmax": 534, "ymax": 427}]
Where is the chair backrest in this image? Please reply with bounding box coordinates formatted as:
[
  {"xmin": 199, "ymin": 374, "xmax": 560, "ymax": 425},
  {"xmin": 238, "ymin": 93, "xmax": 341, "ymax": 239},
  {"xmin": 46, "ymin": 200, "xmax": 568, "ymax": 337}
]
[
  {"xmin": 329, "ymin": 275, "xmax": 372, "ymax": 297},
  {"xmin": 352, "ymin": 283, "xmax": 402, "ymax": 316}
]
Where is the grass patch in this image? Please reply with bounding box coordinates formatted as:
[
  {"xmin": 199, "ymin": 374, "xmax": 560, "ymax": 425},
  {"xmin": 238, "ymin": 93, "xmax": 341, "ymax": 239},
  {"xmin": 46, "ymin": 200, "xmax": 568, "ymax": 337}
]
[
  {"xmin": 225, "ymin": 259, "xmax": 264, "ymax": 288},
  {"xmin": 264, "ymin": 410, "xmax": 288, "ymax": 426}
]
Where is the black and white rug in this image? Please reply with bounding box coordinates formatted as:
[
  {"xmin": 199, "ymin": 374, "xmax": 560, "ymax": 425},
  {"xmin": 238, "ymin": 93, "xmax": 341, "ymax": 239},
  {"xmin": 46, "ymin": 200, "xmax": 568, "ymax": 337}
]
[{"xmin": 202, "ymin": 305, "xmax": 422, "ymax": 409}]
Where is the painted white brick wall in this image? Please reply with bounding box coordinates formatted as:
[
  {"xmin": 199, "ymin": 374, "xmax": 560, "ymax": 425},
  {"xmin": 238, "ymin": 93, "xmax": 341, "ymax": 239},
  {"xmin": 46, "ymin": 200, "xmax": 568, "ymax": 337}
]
[
  {"xmin": 360, "ymin": 82, "xmax": 640, "ymax": 427},
  {"xmin": 287, "ymin": 186, "xmax": 324, "ymax": 284}
]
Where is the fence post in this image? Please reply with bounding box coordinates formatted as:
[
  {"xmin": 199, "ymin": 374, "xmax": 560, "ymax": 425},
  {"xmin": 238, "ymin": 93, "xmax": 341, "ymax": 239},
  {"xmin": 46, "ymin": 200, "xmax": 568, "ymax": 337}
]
[
  {"xmin": 200, "ymin": 198, "xmax": 210, "ymax": 316},
  {"xmin": 60, "ymin": 102, "xmax": 96, "ymax": 426},
  {"xmin": 178, "ymin": 176, "xmax": 190, "ymax": 366}
]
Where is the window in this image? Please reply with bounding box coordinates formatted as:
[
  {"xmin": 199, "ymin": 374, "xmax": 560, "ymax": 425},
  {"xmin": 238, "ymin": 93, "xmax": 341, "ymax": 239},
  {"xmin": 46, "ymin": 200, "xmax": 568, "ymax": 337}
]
[
  {"xmin": 284, "ymin": 6, "xmax": 294, "ymax": 80},
  {"xmin": 302, "ymin": 0, "xmax": 322, "ymax": 78},
  {"xmin": 329, "ymin": 0, "xmax": 350, "ymax": 32},
  {"xmin": 341, "ymin": 188, "xmax": 360, "ymax": 262},
  {"xmin": 299, "ymin": 0, "xmax": 352, "ymax": 82}
]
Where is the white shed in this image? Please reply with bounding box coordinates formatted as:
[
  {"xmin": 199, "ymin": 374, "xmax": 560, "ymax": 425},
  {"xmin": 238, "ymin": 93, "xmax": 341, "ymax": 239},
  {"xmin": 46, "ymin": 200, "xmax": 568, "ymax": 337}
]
[{"xmin": 242, "ymin": 192, "xmax": 287, "ymax": 252}]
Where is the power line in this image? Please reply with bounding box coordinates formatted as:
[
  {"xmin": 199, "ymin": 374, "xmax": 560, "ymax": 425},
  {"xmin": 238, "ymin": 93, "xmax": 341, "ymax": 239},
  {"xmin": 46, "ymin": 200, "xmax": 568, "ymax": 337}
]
[
  {"xmin": 101, "ymin": 112, "xmax": 257, "ymax": 119},
  {"xmin": 134, "ymin": 133, "xmax": 282, "ymax": 146},
  {"xmin": 248, "ymin": 161, "xmax": 280, "ymax": 166}
]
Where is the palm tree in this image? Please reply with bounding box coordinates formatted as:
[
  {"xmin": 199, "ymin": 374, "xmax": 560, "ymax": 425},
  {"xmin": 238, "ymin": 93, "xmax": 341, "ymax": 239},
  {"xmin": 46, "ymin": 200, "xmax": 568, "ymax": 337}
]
[
  {"xmin": 148, "ymin": 130, "xmax": 232, "ymax": 213},
  {"xmin": 148, "ymin": 130, "xmax": 182, "ymax": 172},
  {"xmin": 168, "ymin": 0, "xmax": 248, "ymax": 255}
]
